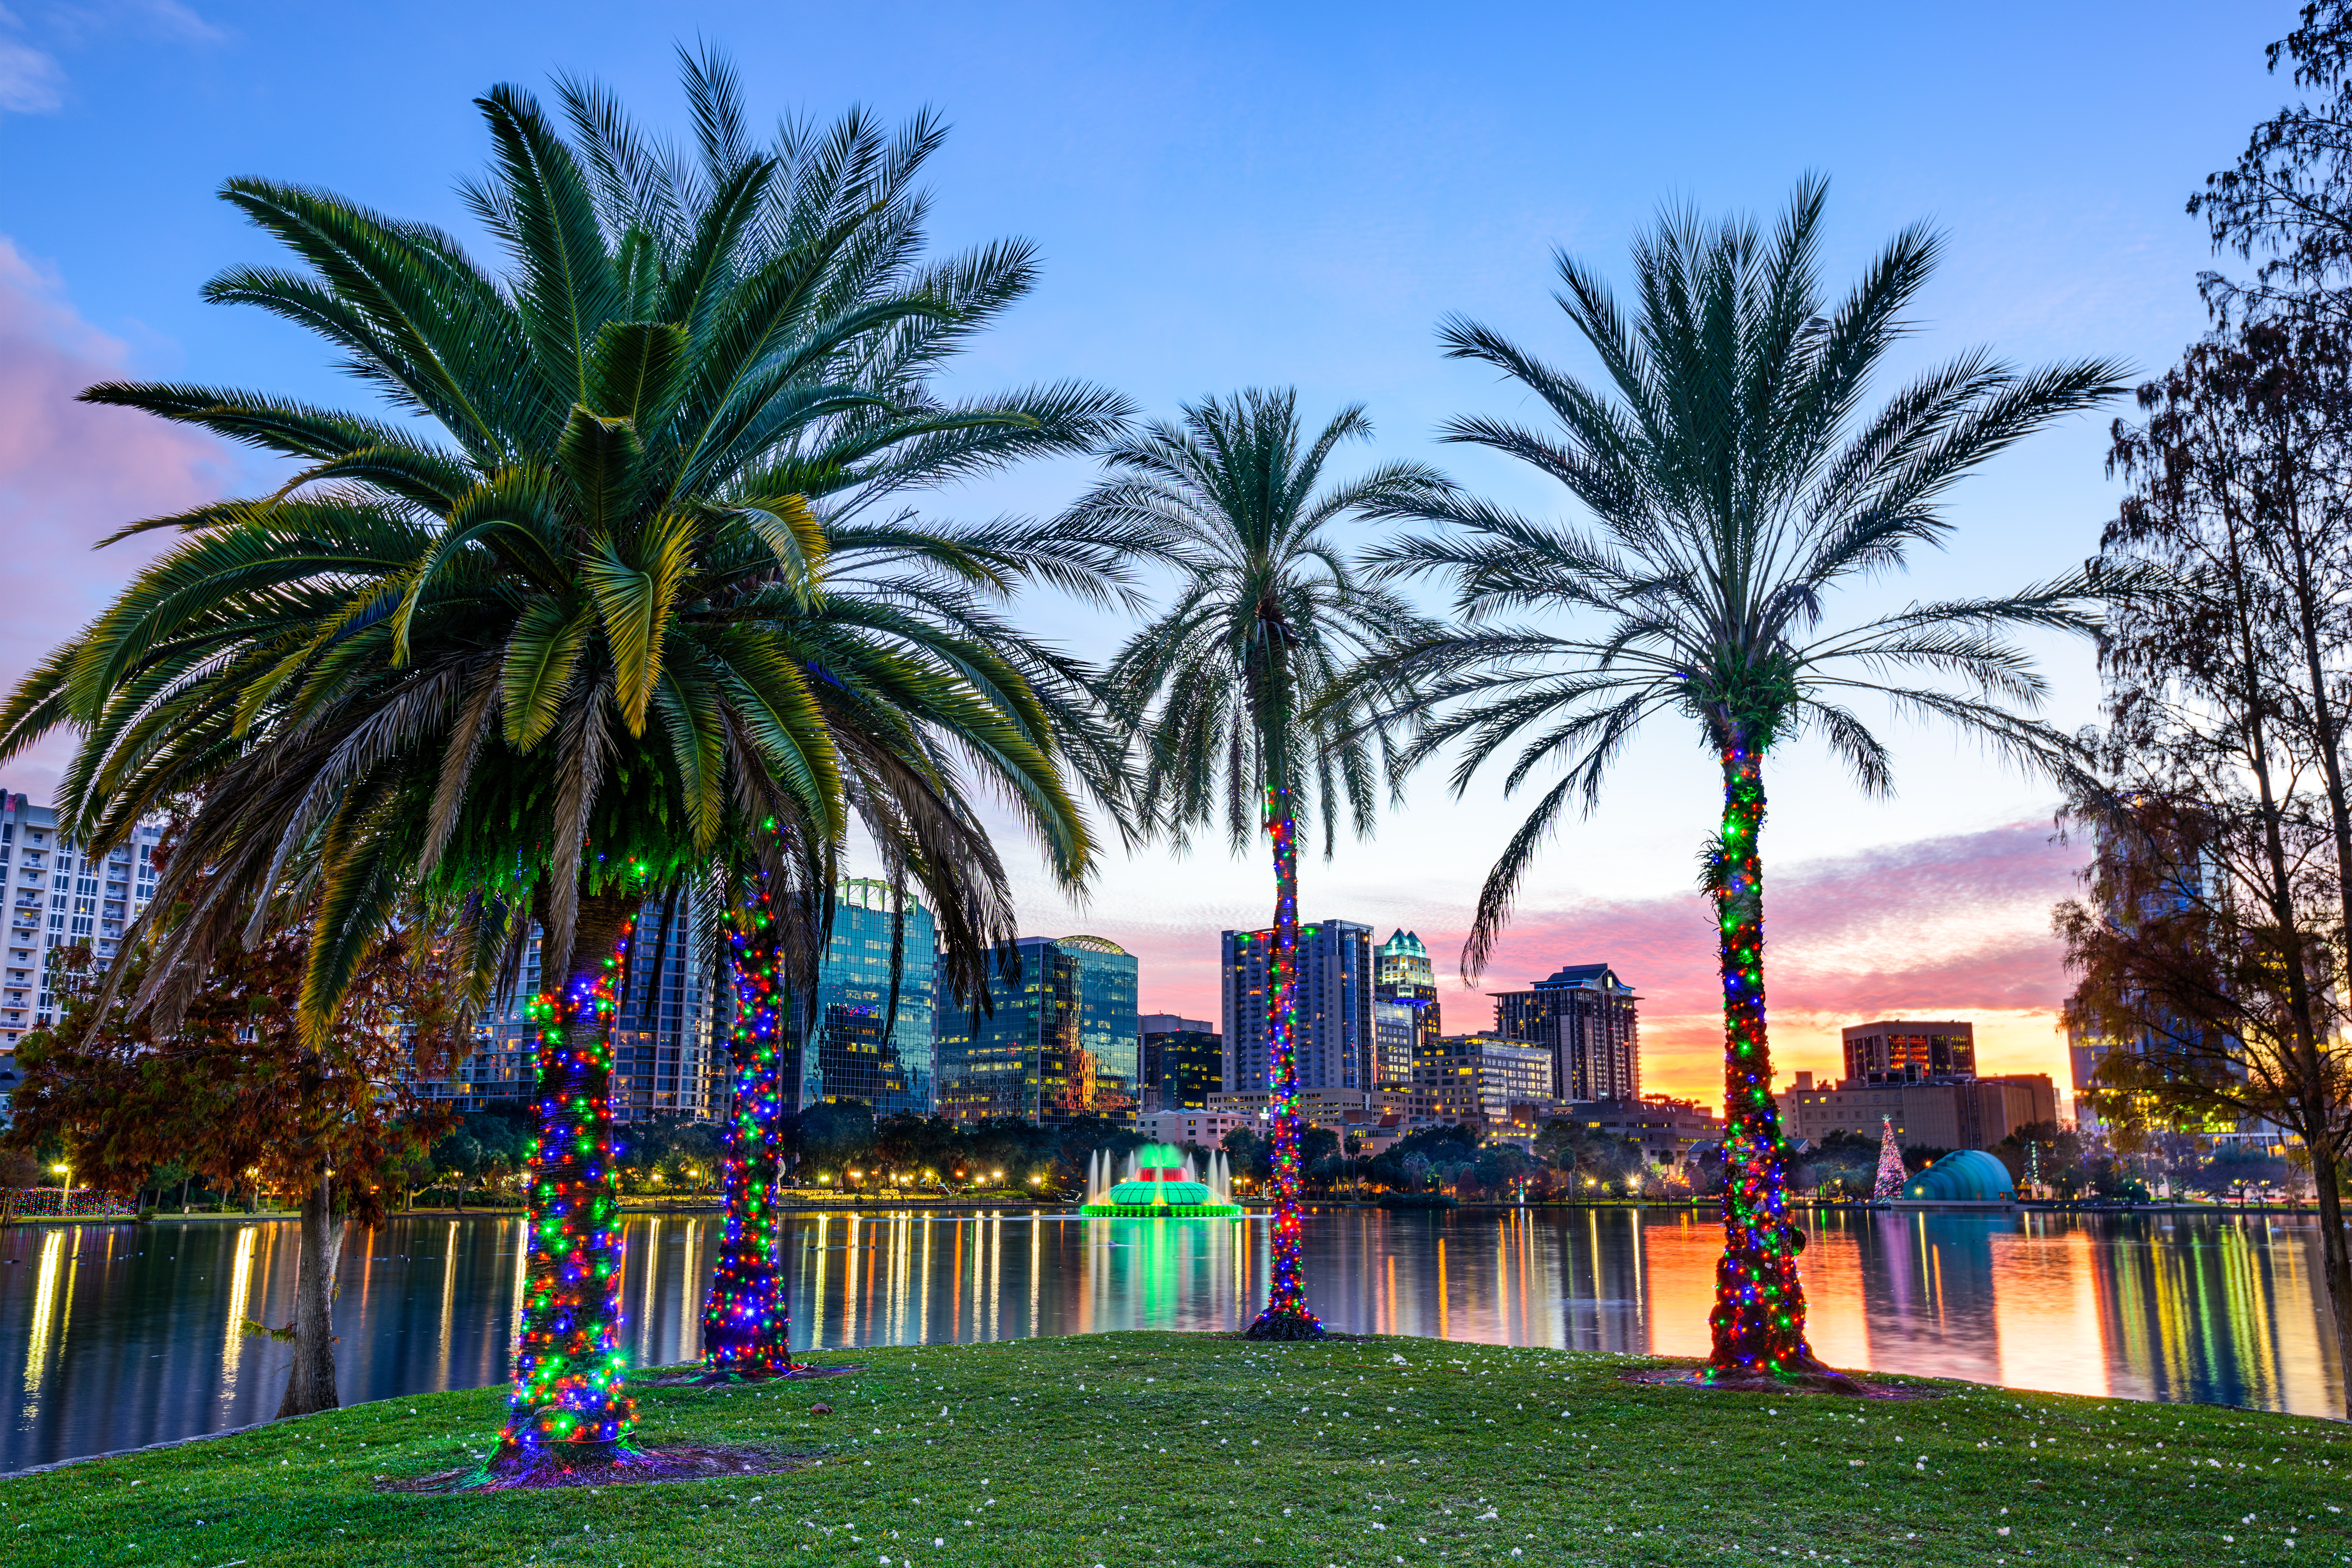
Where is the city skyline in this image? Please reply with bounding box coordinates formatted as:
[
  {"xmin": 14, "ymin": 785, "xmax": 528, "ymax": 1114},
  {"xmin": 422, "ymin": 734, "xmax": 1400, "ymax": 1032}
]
[{"xmin": 0, "ymin": 3, "xmax": 2253, "ymax": 1113}]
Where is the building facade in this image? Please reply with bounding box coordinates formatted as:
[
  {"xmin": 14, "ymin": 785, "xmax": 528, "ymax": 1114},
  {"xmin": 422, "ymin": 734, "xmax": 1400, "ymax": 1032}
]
[
  {"xmin": 1, "ymin": 794, "xmax": 165, "ymax": 1055},
  {"xmin": 1492, "ymin": 963, "xmax": 1641, "ymax": 1103},
  {"xmin": 1139, "ymin": 1013, "xmax": 1221, "ymax": 1112},
  {"xmin": 799, "ymin": 878, "xmax": 936, "ymax": 1117},
  {"xmin": 1419, "ymin": 1032, "xmax": 1557, "ymax": 1118},
  {"xmin": 1372, "ymin": 928, "xmax": 1441, "ymax": 1088},
  {"xmin": 1220, "ymin": 919, "xmax": 1375, "ymax": 1095},
  {"xmin": 1841, "ymin": 1020, "xmax": 1977, "ymax": 1085},
  {"xmin": 1785, "ymin": 1070, "xmax": 2058, "ymax": 1151},
  {"xmin": 936, "ymin": 935, "xmax": 1139, "ymax": 1125},
  {"xmin": 1558, "ymin": 1095, "xmax": 1723, "ymax": 1166},
  {"xmin": 417, "ymin": 897, "xmax": 723, "ymax": 1121}
]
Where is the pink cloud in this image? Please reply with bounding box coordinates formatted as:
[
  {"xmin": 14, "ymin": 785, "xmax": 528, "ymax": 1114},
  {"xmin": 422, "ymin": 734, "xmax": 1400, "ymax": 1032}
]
[
  {"xmin": 0, "ymin": 235, "xmax": 239, "ymax": 804},
  {"xmin": 1124, "ymin": 819, "xmax": 2082, "ymax": 1112}
]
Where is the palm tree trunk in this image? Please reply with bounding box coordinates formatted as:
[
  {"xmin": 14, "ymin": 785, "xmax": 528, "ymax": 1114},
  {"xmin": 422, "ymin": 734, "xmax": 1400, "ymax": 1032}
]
[
  {"xmin": 1246, "ymin": 787, "xmax": 1323, "ymax": 1340},
  {"xmin": 1705, "ymin": 741, "xmax": 1832, "ymax": 1384},
  {"xmin": 702, "ymin": 899, "xmax": 794, "ymax": 1378},
  {"xmin": 274, "ymin": 1173, "xmax": 342, "ymax": 1417},
  {"xmin": 497, "ymin": 893, "xmax": 640, "ymax": 1467}
]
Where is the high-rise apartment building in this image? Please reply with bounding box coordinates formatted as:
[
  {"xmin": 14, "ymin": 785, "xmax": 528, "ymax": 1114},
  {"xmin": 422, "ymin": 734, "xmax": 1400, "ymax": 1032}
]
[
  {"xmin": 1372, "ymin": 928, "xmax": 1440, "ymax": 1088},
  {"xmin": 1220, "ymin": 920, "xmax": 1374, "ymax": 1094},
  {"xmin": 416, "ymin": 897, "xmax": 722, "ymax": 1121},
  {"xmin": 1139, "ymin": 1013, "xmax": 1220, "ymax": 1112},
  {"xmin": 1842, "ymin": 1020, "xmax": 1976, "ymax": 1085},
  {"xmin": 798, "ymin": 878, "xmax": 936, "ymax": 1117},
  {"xmin": 1492, "ymin": 963, "xmax": 1641, "ymax": 1103},
  {"xmin": 1, "ymin": 793, "xmax": 165, "ymax": 1058},
  {"xmin": 936, "ymin": 935, "xmax": 1139, "ymax": 1124}
]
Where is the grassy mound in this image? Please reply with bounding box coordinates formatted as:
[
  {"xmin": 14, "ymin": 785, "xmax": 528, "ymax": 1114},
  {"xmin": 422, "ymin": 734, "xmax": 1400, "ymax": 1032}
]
[{"xmin": 0, "ymin": 1331, "xmax": 2344, "ymax": 1565}]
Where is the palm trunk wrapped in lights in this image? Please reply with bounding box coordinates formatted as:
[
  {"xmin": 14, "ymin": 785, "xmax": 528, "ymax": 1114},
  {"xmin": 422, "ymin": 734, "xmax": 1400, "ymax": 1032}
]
[
  {"xmin": 1703, "ymin": 743, "xmax": 1845, "ymax": 1387},
  {"xmin": 701, "ymin": 885, "xmax": 794, "ymax": 1379},
  {"xmin": 1246, "ymin": 784, "xmax": 1323, "ymax": 1341},
  {"xmin": 497, "ymin": 896, "xmax": 639, "ymax": 1466}
]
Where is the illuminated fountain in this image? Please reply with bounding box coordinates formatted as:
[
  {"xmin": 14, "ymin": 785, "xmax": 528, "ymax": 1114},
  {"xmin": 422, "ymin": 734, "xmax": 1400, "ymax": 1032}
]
[{"xmin": 1079, "ymin": 1143, "xmax": 1242, "ymax": 1217}]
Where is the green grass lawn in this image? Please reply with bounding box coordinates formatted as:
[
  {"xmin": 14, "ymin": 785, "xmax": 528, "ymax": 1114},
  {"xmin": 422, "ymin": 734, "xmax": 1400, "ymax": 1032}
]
[{"xmin": 1, "ymin": 1331, "xmax": 2345, "ymax": 1566}]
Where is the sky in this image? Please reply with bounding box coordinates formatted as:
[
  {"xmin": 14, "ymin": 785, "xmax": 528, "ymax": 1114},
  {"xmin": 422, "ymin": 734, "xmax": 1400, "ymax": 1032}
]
[{"xmin": 0, "ymin": 0, "xmax": 2303, "ymax": 1108}]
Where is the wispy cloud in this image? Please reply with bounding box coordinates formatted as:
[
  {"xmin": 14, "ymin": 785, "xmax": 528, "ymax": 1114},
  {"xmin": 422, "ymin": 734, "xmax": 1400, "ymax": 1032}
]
[
  {"xmin": 0, "ymin": 235, "xmax": 238, "ymax": 802},
  {"xmin": 0, "ymin": 38, "xmax": 63, "ymax": 111},
  {"xmin": 0, "ymin": 0, "xmax": 219, "ymax": 115}
]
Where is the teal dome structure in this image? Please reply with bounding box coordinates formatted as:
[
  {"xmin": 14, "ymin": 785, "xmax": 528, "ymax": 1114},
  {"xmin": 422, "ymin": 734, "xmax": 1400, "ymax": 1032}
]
[{"xmin": 1900, "ymin": 1149, "xmax": 2016, "ymax": 1203}]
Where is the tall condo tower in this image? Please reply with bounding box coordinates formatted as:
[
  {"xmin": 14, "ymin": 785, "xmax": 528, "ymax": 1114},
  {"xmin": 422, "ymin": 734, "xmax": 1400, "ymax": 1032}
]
[
  {"xmin": 1373, "ymin": 927, "xmax": 1441, "ymax": 1089},
  {"xmin": 1220, "ymin": 919, "xmax": 1375, "ymax": 1094},
  {"xmin": 0, "ymin": 793, "xmax": 165, "ymax": 1069},
  {"xmin": 1491, "ymin": 962, "xmax": 1642, "ymax": 1103}
]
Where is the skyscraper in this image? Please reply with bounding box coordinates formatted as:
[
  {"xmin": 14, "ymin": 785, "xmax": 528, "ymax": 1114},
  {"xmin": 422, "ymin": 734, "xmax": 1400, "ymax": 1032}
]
[
  {"xmin": 1139, "ymin": 1013, "xmax": 1221, "ymax": 1112},
  {"xmin": 1492, "ymin": 962, "xmax": 1641, "ymax": 1103},
  {"xmin": 416, "ymin": 897, "xmax": 722, "ymax": 1122},
  {"xmin": 1220, "ymin": 919, "xmax": 1374, "ymax": 1093},
  {"xmin": 799, "ymin": 878, "xmax": 937, "ymax": 1116},
  {"xmin": 1373, "ymin": 928, "xmax": 1441, "ymax": 1089},
  {"xmin": 1, "ymin": 793, "xmax": 165, "ymax": 1057},
  {"xmin": 936, "ymin": 935, "xmax": 1139, "ymax": 1124}
]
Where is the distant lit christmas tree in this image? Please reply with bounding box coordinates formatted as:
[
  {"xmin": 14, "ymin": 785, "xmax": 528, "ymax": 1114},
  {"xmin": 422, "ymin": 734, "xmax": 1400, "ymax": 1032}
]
[{"xmin": 1871, "ymin": 1115, "xmax": 1905, "ymax": 1200}]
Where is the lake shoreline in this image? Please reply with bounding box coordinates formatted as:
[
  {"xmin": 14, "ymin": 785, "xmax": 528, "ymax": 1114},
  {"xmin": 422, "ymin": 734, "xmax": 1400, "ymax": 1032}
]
[{"xmin": 0, "ymin": 1331, "xmax": 2342, "ymax": 1568}]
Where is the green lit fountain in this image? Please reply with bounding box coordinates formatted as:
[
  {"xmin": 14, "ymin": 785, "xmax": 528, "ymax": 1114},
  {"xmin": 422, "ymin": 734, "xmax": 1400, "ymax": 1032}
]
[{"xmin": 1078, "ymin": 1142, "xmax": 1242, "ymax": 1217}]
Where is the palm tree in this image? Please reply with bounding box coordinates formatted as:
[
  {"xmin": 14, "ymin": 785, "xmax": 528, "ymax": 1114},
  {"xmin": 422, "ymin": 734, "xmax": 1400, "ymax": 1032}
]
[
  {"xmin": 544, "ymin": 66, "xmax": 1150, "ymax": 1386},
  {"xmin": 1369, "ymin": 179, "xmax": 2124, "ymax": 1386},
  {"xmin": 0, "ymin": 62, "xmax": 1129, "ymax": 1471},
  {"xmin": 1078, "ymin": 389, "xmax": 1449, "ymax": 1339}
]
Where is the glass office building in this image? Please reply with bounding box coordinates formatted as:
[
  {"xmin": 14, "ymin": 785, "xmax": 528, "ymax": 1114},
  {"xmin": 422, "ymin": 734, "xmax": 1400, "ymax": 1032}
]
[
  {"xmin": 798, "ymin": 877, "xmax": 937, "ymax": 1116},
  {"xmin": 936, "ymin": 935, "xmax": 1139, "ymax": 1124}
]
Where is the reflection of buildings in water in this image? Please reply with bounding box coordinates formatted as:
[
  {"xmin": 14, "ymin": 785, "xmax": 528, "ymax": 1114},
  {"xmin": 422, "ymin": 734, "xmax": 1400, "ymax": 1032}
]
[
  {"xmin": 219, "ymin": 1226, "xmax": 256, "ymax": 1404},
  {"xmin": 1556, "ymin": 1207, "xmax": 1646, "ymax": 1354},
  {"xmin": 1990, "ymin": 1218, "xmax": 2109, "ymax": 1399},
  {"xmin": 1807, "ymin": 1211, "xmax": 2006, "ymax": 1388},
  {"xmin": 19, "ymin": 1228, "xmax": 64, "ymax": 1413},
  {"xmin": 2091, "ymin": 1215, "xmax": 2338, "ymax": 1418}
]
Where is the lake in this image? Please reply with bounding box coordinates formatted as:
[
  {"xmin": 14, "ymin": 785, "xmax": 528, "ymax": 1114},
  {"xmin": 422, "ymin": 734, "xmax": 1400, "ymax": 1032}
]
[{"xmin": 1, "ymin": 1204, "xmax": 2340, "ymax": 1472}]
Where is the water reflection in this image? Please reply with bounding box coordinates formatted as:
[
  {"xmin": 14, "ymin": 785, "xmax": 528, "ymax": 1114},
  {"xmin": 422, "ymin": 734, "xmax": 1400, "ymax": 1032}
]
[{"xmin": 0, "ymin": 1205, "xmax": 2339, "ymax": 1472}]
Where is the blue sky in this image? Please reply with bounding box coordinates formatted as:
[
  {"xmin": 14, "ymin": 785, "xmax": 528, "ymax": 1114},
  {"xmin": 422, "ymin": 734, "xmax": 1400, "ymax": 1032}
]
[{"xmin": 0, "ymin": 0, "xmax": 2299, "ymax": 1098}]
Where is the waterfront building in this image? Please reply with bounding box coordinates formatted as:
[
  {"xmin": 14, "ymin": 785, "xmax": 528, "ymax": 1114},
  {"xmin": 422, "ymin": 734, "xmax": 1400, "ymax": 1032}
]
[
  {"xmin": 1373, "ymin": 929, "xmax": 1441, "ymax": 1088},
  {"xmin": 799, "ymin": 878, "xmax": 936, "ymax": 1116},
  {"xmin": 416, "ymin": 896, "xmax": 722, "ymax": 1122},
  {"xmin": 936, "ymin": 935, "xmax": 1139, "ymax": 1125},
  {"xmin": 1556, "ymin": 1095, "xmax": 1722, "ymax": 1166},
  {"xmin": 1842, "ymin": 1019, "xmax": 1977, "ymax": 1085},
  {"xmin": 1138, "ymin": 1105, "xmax": 1256, "ymax": 1149},
  {"xmin": 1139, "ymin": 1014, "xmax": 1221, "ymax": 1112},
  {"xmin": 1491, "ymin": 963, "xmax": 1641, "ymax": 1103},
  {"xmin": 1220, "ymin": 919, "xmax": 1374, "ymax": 1094},
  {"xmin": 1785, "ymin": 1068, "xmax": 2058, "ymax": 1151},
  {"xmin": 1420, "ymin": 1033, "xmax": 1556, "ymax": 1119},
  {"xmin": 1, "ymin": 793, "xmax": 165, "ymax": 1058}
]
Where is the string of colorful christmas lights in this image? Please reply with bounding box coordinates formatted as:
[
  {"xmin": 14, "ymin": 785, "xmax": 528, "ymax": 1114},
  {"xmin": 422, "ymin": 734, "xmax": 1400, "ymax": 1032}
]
[
  {"xmin": 498, "ymin": 905, "xmax": 639, "ymax": 1460},
  {"xmin": 701, "ymin": 876, "xmax": 794, "ymax": 1378},
  {"xmin": 1704, "ymin": 742, "xmax": 1814, "ymax": 1381},
  {"xmin": 1246, "ymin": 784, "xmax": 1322, "ymax": 1340}
]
